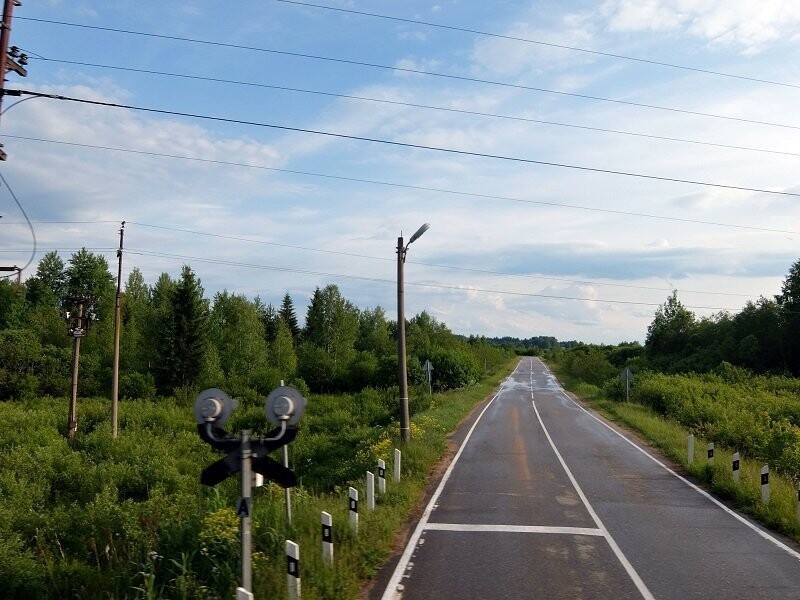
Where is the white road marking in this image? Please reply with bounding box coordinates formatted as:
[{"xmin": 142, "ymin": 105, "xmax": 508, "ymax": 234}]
[
  {"xmin": 530, "ymin": 398, "xmax": 655, "ymax": 600},
  {"xmin": 379, "ymin": 362, "xmax": 523, "ymax": 600},
  {"xmin": 534, "ymin": 357, "xmax": 800, "ymax": 563},
  {"xmin": 424, "ymin": 523, "xmax": 604, "ymax": 536}
]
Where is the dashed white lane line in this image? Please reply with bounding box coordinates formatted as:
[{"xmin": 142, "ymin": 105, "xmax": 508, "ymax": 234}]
[{"xmin": 531, "ymin": 397, "xmax": 655, "ymax": 600}]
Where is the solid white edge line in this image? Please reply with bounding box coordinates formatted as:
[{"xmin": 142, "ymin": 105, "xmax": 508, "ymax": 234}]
[
  {"xmin": 536, "ymin": 358, "xmax": 800, "ymax": 563},
  {"xmin": 424, "ymin": 523, "xmax": 604, "ymax": 536},
  {"xmin": 379, "ymin": 359, "xmax": 524, "ymax": 600},
  {"xmin": 531, "ymin": 398, "xmax": 655, "ymax": 600}
]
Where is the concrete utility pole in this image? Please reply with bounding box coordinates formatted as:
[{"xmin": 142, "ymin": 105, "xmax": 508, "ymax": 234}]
[
  {"xmin": 66, "ymin": 297, "xmax": 91, "ymax": 443},
  {"xmin": 396, "ymin": 223, "xmax": 430, "ymax": 443},
  {"xmin": 0, "ymin": 0, "xmax": 27, "ymax": 160},
  {"xmin": 111, "ymin": 221, "xmax": 125, "ymax": 438}
]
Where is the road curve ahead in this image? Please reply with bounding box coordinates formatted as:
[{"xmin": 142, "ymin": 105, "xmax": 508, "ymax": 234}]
[{"xmin": 380, "ymin": 358, "xmax": 800, "ymax": 599}]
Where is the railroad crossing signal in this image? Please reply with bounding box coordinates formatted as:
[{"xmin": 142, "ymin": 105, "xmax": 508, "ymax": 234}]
[{"xmin": 194, "ymin": 387, "xmax": 305, "ymax": 488}]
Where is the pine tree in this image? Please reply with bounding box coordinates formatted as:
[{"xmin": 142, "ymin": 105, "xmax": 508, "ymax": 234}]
[{"xmin": 279, "ymin": 292, "xmax": 300, "ymax": 339}]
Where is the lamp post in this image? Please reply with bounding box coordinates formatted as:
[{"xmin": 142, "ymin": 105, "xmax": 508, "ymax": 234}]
[{"xmin": 397, "ymin": 223, "xmax": 430, "ymax": 443}]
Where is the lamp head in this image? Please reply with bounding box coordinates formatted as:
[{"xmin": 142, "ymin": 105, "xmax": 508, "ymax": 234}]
[{"xmin": 408, "ymin": 222, "xmax": 430, "ymax": 245}]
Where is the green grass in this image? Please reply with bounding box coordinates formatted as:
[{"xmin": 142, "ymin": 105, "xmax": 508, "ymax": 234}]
[
  {"xmin": 0, "ymin": 357, "xmax": 518, "ymax": 599},
  {"xmin": 550, "ymin": 364, "xmax": 800, "ymax": 543}
]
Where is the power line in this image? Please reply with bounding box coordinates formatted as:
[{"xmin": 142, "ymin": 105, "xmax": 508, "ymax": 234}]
[
  {"xmin": 0, "ymin": 171, "xmax": 36, "ymax": 271},
  {"xmin": 125, "ymin": 222, "xmax": 755, "ymax": 298},
  {"xmin": 27, "ymin": 57, "xmax": 800, "ymax": 159},
  {"xmin": 18, "ymin": 20, "xmax": 800, "ymax": 131},
  {"xmin": 274, "ymin": 0, "xmax": 800, "ymax": 91},
  {"xmin": 11, "ymin": 89, "xmax": 800, "ymax": 198},
  {"xmin": 4, "ymin": 133, "xmax": 799, "ymax": 235},
  {"xmin": 125, "ymin": 248, "xmax": 739, "ymax": 311}
]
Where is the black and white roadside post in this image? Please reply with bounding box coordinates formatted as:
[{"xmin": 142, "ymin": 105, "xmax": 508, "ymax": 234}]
[
  {"xmin": 194, "ymin": 386, "xmax": 307, "ymax": 598},
  {"xmin": 761, "ymin": 465, "xmax": 770, "ymax": 504},
  {"xmin": 424, "ymin": 359, "xmax": 434, "ymax": 396},
  {"xmin": 732, "ymin": 452, "xmax": 740, "ymax": 482},
  {"xmin": 377, "ymin": 459, "xmax": 387, "ymax": 494},
  {"xmin": 349, "ymin": 487, "xmax": 359, "ymax": 533},
  {"xmin": 394, "ymin": 448, "xmax": 401, "ymax": 483},
  {"xmin": 286, "ymin": 540, "xmax": 301, "ymax": 600},
  {"xmin": 707, "ymin": 442, "xmax": 715, "ymax": 466},
  {"xmin": 321, "ymin": 511, "xmax": 334, "ymax": 565},
  {"xmin": 687, "ymin": 434, "xmax": 695, "ymax": 465}
]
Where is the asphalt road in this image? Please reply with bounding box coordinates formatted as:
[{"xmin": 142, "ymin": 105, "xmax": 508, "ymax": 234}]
[{"xmin": 379, "ymin": 358, "xmax": 800, "ymax": 599}]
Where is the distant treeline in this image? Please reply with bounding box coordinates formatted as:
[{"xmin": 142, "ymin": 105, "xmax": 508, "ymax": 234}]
[
  {"xmin": 550, "ymin": 258, "xmax": 800, "ymax": 384},
  {"xmin": 485, "ymin": 335, "xmax": 580, "ymax": 355},
  {"xmin": 0, "ymin": 249, "xmax": 514, "ymax": 402}
]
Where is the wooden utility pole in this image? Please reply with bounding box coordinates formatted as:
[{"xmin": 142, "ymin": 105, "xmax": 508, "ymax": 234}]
[
  {"xmin": 67, "ymin": 298, "xmax": 89, "ymax": 443},
  {"xmin": 111, "ymin": 221, "xmax": 125, "ymax": 438},
  {"xmin": 0, "ymin": 0, "xmax": 26, "ymax": 160}
]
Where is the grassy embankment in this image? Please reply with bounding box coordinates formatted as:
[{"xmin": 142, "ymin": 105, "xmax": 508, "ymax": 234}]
[
  {"xmin": 548, "ymin": 361, "xmax": 800, "ymax": 543},
  {"xmin": 0, "ymin": 357, "xmax": 517, "ymax": 600}
]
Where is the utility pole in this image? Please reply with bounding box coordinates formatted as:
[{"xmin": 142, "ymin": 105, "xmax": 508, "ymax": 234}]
[
  {"xmin": 111, "ymin": 221, "xmax": 125, "ymax": 438},
  {"xmin": 0, "ymin": 0, "xmax": 27, "ymax": 160},
  {"xmin": 66, "ymin": 297, "xmax": 91, "ymax": 444},
  {"xmin": 396, "ymin": 223, "xmax": 430, "ymax": 443}
]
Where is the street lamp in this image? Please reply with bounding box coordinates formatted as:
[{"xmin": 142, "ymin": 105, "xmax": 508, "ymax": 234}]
[{"xmin": 397, "ymin": 223, "xmax": 430, "ymax": 443}]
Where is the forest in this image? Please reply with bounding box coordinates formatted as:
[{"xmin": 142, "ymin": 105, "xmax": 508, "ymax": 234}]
[{"xmin": 0, "ymin": 248, "xmax": 509, "ymax": 403}]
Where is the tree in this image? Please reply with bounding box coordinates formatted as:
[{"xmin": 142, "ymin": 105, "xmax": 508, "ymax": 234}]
[
  {"xmin": 302, "ymin": 285, "xmax": 359, "ymax": 388},
  {"xmin": 777, "ymin": 259, "xmax": 800, "ymax": 374},
  {"xmin": 65, "ymin": 248, "xmax": 115, "ymax": 318},
  {"xmin": 270, "ymin": 319, "xmax": 297, "ymax": 379},
  {"xmin": 25, "ymin": 251, "xmax": 66, "ymax": 309},
  {"xmin": 645, "ymin": 292, "xmax": 696, "ymax": 370},
  {"xmin": 155, "ymin": 266, "xmax": 208, "ymax": 392},
  {"xmin": 209, "ymin": 291, "xmax": 268, "ymax": 386},
  {"xmin": 279, "ymin": 292, "xmax": 300, "ymax": 339},
  {"xmin": 356, "ymin": 306, "xmax": 393, "ymax": 357}
]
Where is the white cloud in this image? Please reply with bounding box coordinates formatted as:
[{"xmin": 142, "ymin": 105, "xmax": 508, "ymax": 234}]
[{"xmin": 601, "ymin": 0, "xmax": 800, "ymax": 54}]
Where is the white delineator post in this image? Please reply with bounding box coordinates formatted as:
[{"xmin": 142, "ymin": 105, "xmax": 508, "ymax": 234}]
[
  {"xmin": 236, "ymin": 588, "xmax": 253, "ymax": 600},
  {"xmin": 366, "ymin": 471, "xmax": 375, "ymax": 511},
  {"xmin": 321, "ymin": 512, "xmax": 333, "ymax": 566},
  {"xmin": 761, "ymin": 465, "xmax": 770, "ymax": 504},
  {"xmin": 707, "ymin": 442, "xmax": 715, "ymax": 466},
  {"xmin": 286, "ymin": 540, "xmax": 301, "ymax": 600},
  {"xmin": 378, "ymin": 459, "xmax": 387, "ymax": 494},
  {"xmin": 732, "ymin": 452, "xmax": 740, "ymax": 482},
  {"xmin": 688, "ymin": 434, "xmax": 695, "ymax": 465},
  {"xmin": 349, "ymin": 487, "xmax": 359, "ymax": 533},
  {"xmin": 394, "ymin": 448, "xmax": 401, "ymax": 483}
]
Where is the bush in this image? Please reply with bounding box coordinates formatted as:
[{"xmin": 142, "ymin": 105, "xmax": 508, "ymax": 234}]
[{"xmin": 120, "ymin": 371, "xmax": 157, "ymax": 400}]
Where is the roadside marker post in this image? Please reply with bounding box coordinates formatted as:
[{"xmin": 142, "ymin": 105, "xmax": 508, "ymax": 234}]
[
  {"xmin": 367, "ymin": 472, "xmax": 375, "ymax": 511},
  {"xmin": 394, "ymin": 449, "xmax": 401, "ymax": 483},
  {"xmin": 761, "ymin": 466, "xmax": 770, "ymax": 504},
  {"xmin": 378, "ymin": 459, "xmax": 387, "ymax": 494},
  {"xmin": 707, "ymin": 443, "xmax": 714, "ymax": 466},
  {"xmin": 236, "ymin": 588, "xmax": 253, "ymax": 600},
  {"xmin": 732, "ymin": 452, "xmax": 740, "ymax": 482},
  {"xmin": 286, "ymin": 540, "xmax": 301, "ymax": 600},
  {"xmin": 321, "ymin": 512, "xmax": 334, "ymax": 566},
  {"xmin": 688, "ymin": 434, "xmax": 695, "ymax": 465},
  {"xmin": 349, "ymin": 487, "xmax": 359, "ymax": 534}
]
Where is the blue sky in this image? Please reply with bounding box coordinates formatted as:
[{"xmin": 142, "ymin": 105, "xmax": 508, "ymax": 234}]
[{"xmin": 2, "ymin": 0, "xmax": 800, "ymax": 343}]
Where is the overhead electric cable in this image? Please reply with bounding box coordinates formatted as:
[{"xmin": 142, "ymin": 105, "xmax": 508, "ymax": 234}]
[
  {"xmin": 4, "ymin": 133, "xmax": 799, "ymax": 235},
  {"xmin": 18, "ymin": 21, "xmax": 800, "ymax": 130},
  {"xmin": 0, "ymin": 172, "xmax": 37, "ymax": 271},
  {"xmin": 11, "ymin": 89, "xmax": 800, "ymax": 198},
  {"xmin": 25, "ymin": 57, "xmax": 800, "ymax": 159},
  {"xmin": 125, "ymin": 248, "xmax": 740, "ymax": 311},
  {"xmin": 126, "ymin": 221, "xmax": 757, "ymax": 298},
  {"xmin": 274, "ymin": 0, "xmax": 800, "ymax": 90}
]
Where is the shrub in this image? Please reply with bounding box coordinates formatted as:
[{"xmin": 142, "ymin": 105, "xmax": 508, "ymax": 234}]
[{"xmin": 120, "ymin": 371, "xmax": 157, "ymax": 400}]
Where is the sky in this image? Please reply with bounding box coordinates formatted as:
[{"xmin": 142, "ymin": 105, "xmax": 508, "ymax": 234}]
[{"xmin": 1, "ymin": 0, "xmax": 800, "ymax": 344}]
